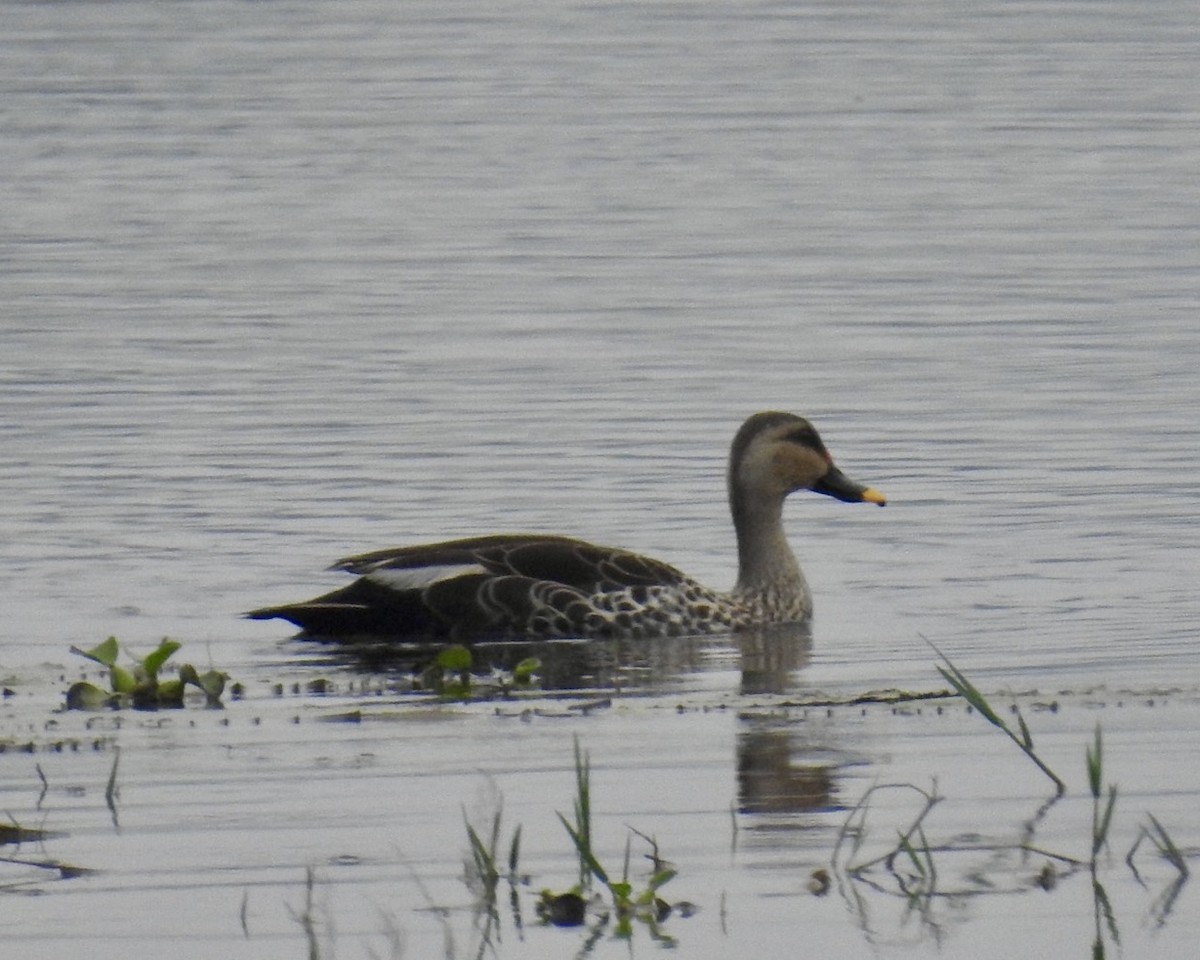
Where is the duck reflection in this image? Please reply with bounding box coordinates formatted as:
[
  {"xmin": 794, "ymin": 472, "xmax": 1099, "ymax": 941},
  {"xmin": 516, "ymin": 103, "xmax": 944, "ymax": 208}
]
[
  {"xmin": 735, "ymin": 622, "xmax": 812, "ymax": 694},
  {"xmin": 307, "ymin": 620, "xmax": 812, "ymax": 695},
  {"xmin": 736, "ymin": 723, "xmax": 835, "ymax": 815}
]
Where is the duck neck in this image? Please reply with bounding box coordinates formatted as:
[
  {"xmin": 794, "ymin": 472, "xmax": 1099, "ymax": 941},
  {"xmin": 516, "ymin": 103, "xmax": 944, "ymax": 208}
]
[{"xmin": 729, "ymin": 487, "xmax": 806, "ymax": 602}]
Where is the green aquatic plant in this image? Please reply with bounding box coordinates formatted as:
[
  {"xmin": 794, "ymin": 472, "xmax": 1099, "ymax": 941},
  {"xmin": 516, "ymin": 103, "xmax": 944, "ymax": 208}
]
[
  {"xmin": 427, "ymin": 644, "xmax": 473, "ymax": 699},
  {"xmin": 541, "ymin": 738, "xmax": 679, "ymax": 940},
  {"xmin": 559, "ymin": 735, "xmax": 595, "ymax": 891},
  {"xmin": 419, "ymin": 645, "xmax": 540, "ymax": 700},
  {"xmin": 1086, "ymin": 724, "xmax": 1118, "ymax": 861},
  {"xmin": 462, "ymin": 794, "xmax": 525, "ymax": 956},
  {"xmin": 464, "ymin": 807, "xmax": 517, "ymax": 898},
  {"xmin": 454, "ymin": 738, "xmax": 684, "ymax": 950},
  {"xmin": 1085, "ymin": 724, "xmax": 1120, "ymax": 958},
  {"xmin": 65, "ymin": 636, "xmax": 229, "ymax": 710}
]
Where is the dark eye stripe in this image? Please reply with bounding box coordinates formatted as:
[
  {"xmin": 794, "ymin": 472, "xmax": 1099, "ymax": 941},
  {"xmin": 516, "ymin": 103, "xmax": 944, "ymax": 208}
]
[
  {"xmin": 785, "ymin": 425, "xmax": 833, "ymax": 462},
  {"xmin": 786, "ymin": 426, "xmax": 820, "ymax": 448}
]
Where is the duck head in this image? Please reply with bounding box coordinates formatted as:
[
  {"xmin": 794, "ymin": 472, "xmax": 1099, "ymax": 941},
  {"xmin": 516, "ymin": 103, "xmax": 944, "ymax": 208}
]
[{"xmin": 728, "ymin": 411, "xmax": 887, "ymax": 508}]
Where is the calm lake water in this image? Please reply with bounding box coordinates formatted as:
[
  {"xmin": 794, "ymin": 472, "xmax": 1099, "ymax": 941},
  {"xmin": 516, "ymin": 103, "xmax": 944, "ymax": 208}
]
[{"xmin": 2, "ymin": 0, "xmax": 1198, "ymax": 957}]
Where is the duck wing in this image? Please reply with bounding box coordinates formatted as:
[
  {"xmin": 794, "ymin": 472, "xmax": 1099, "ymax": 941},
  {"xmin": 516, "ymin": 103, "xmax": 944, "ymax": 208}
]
[
  {"xmin": 331, "ymin": 534, "xmax": 690, "ymax": 592},
  {"xmin": 247, "ymin": 534, "xmax": 698, "ymax": 641}
]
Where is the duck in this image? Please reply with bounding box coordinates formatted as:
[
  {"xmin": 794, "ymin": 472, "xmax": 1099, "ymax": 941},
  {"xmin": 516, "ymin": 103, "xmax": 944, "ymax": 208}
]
[{"xmin": 246, "ymin": 411, "xmax": 886, "ymax": 642}]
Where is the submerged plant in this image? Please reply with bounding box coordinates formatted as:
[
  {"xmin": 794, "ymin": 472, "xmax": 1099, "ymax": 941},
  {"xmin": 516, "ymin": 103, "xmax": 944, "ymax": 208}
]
[{"xmin": 65, "ymin": 636, "xmax": 229, "ymax": 710}]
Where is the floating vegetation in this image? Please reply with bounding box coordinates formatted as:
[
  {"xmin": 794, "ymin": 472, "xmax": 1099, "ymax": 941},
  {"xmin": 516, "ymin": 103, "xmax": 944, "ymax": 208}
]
[
  {"xmin": 64, "ymin": 637, "xmax": 230, "ymax": 711},
  {"xmin": 418, "ymin": 644, "xmax": 540, "ymax": 700}
]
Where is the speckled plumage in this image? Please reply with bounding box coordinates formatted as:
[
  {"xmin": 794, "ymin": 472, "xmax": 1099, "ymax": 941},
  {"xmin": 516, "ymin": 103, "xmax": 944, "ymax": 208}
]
[{"xmin": 247, "ymin": 412, "xmax": 885, "ymax": 642}]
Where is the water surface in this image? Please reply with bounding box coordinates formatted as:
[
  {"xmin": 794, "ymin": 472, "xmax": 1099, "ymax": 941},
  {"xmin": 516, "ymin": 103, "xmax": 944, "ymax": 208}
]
[{"xmin": 2, "ymin": 0, "xmax": 1198, "ymax": 956}]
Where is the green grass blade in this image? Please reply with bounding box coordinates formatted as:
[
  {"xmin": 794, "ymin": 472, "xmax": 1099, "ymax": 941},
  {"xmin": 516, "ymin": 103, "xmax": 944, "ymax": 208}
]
[
  {"xmin": 463, "ymin": 813, "xmax": 499, "ymax": 889},
  {"xmin": 1094, "ymin": 785, "xmax": 1118, "ymax": 857},
  {"xmin": 1093, "ymin": 878, "xmax": 1120, "ymax": 947},
  {"xmin": 1086, "ymin": 725, "xmax": 1103, "ymax": 800},
  {"xmin": 1015, "ymin": 709, "xmax": 1034, "ymax": 751},
  {"xmin": 508, "ymin": 823, "xmax": 522, "ymax": 876},
  {"xmin": 928, "ymin": 638, "xmax": 1065, "ymax": 796},
  {"xmin": 934, "ymin": 663, "xmax": 1005, "ymax": 728},
  {"xmin": 571, "ymin": 736, "xmax": 593, "ymax": 886},
  {"xmin": 557, "ymin": 811, "xmax": 609, "ymax": 887},
  {"xmin": 915, "ymin": 824, "xmax": 937, "ymax": 890},
  {"xmin": 897, "ymin": 832, "xmax": 927, "ymax": 878}
]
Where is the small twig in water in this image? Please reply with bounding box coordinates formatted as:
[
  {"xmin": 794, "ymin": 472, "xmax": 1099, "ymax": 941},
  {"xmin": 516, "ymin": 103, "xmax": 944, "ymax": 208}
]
[
  {"xmin": 105, "ymin": 746, "xmax": 121, "ymax": 831},
  {"xmin": 239, "ymin": 890, "xmax": 250, "ymax": 938},
  {"xmin": 35, "ymin": 763, "xmax": 49, "ymax": 810},
  {"xmin": 285, "ymin": 866, "xmax": 321, "ymax": 960}
]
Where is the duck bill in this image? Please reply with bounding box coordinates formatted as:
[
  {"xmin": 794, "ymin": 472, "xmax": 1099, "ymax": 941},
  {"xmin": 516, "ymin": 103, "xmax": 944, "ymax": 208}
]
[{"xmin": 812, "ymin": 465, "xmax": 887, "ymax": 506}]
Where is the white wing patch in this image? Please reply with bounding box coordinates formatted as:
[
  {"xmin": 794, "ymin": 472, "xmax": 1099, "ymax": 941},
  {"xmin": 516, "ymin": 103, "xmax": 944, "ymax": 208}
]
[{"xmin": 366, "ymin": 564, "xmax": 488, "ymax": 591}]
